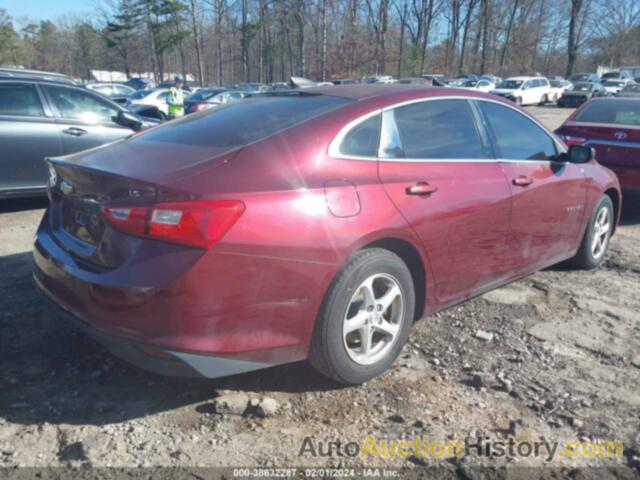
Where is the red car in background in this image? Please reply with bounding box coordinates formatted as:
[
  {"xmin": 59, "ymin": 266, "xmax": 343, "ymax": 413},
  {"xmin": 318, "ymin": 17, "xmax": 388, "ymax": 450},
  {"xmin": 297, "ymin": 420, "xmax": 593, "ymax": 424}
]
[
  {"xmin": 555, "ymin": 97, "xmax": 640, "ymax": 193},
  {"xmin": 34, "ymin": 86, "xmax": 621, "ymax": 385}
]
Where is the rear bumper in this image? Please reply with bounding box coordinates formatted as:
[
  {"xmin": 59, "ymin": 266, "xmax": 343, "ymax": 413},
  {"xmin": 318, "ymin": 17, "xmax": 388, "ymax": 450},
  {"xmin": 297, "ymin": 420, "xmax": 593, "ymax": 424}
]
[
  {"xmin": 35, "ymin": 283, "xmax": 271, "ymax": 378},
  {"xmin": 558, "ymin": 96, "xmax": 587, "ymax": 107},
  {"xmin": 32, "ymin": 209, "xmax": 325, "ymax": 377},
  {"xmin": 609, "ymin": 165, "xmax": 640, "ymax": 192}
]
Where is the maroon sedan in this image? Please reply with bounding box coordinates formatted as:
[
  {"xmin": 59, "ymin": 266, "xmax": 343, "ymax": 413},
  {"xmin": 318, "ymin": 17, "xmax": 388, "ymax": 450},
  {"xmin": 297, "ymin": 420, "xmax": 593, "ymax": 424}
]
[
  {"xmin": 35, "ymin": 86, "xmax": 620, "ymax": 384},
  {"xmin": 555, "ymin": 97, "xmax": 640, "ymax": 193}
]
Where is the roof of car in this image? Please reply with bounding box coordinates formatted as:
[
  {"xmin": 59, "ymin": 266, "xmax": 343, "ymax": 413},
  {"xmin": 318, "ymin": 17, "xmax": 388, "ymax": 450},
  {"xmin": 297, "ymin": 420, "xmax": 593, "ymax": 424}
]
[
  {"xmin": 505, "ymin": 76, "xmax": 542, "ymax": 80},
  {"xmin": 0, "ymin": 76, "xmax": 80, "ymax": 87},
  {"xmin": 303, "ymin": 84, "xmax": 445, "ymax": 100}
]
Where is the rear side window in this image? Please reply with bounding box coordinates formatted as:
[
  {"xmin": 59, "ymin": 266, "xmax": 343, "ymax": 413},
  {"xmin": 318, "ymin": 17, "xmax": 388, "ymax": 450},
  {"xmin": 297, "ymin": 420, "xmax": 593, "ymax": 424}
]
[
  {"xmin": 339, "ymin": 114, "xmax": 381, "ymax": 157},
  {"xmin": 573, "ymin": 100, "xmax": 640, "ymax": 126},
  {"xmin": 387, "ymin": 99, "xmax": 485, "ymax": 159},
  {"xmin": 479, "ymin": 101, "xmax": 558, "ymax": 160},
  {"xmin": 0, "ymin": 84, "xmax": 44, "ymax": 117},
  {"xmin": 133, "ymin": 93, "xmax": 353, "ymax": 147}
]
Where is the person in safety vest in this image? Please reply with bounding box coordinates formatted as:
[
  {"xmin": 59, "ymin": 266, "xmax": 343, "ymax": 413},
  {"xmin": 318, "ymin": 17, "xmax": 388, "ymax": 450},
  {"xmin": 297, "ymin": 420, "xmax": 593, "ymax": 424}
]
[{"xmin": 167, "ymin": 75, "xmax": 185, "ymax": 119}]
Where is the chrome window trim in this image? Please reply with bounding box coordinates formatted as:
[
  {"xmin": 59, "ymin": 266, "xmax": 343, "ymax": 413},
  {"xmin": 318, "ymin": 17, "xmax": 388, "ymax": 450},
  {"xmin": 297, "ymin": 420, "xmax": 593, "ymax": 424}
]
[{"xmin": 328, "ymin": 95, "xmax": 567, "ymax": 162}]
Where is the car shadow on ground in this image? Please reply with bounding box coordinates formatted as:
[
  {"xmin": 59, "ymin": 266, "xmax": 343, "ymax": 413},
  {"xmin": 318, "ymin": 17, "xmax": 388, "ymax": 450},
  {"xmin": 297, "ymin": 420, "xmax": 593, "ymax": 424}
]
[
  {"xmin": 619, "ymin": 191, "xmax": 640, "ymax": 226},
  {"xmin": 0, "ymin": 197, "xmax": 49, "ymax": 213},
  {"xmin": 0, "ymin": 251, "xmax": 342, "ymax": 428}
]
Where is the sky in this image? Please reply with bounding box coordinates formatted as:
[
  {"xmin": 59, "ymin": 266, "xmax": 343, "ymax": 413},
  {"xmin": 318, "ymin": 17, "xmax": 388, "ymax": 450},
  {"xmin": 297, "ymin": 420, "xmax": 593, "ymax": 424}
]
[{"xmin": 0, "ymin": 0, "xmax": 96, "ymax": 22}]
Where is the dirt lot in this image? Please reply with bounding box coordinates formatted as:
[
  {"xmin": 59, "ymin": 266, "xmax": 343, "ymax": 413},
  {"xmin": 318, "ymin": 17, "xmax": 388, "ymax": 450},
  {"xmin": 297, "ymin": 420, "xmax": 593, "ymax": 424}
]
[{"xmin": 1, "ymin": 105, "xmax": 639, "ymax": 477}]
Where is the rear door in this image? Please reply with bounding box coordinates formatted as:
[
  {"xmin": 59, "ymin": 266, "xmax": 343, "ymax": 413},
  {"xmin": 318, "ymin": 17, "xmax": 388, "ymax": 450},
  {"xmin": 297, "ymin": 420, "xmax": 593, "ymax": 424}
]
[
  {"xmin": 0, "ymin": 82, "xmax": 62, "ymax": 192},
  {"xmin": 42, "ymin": 84, "xmax": 133, "ymax": 155},
  {"xmin": 476, "ymin": 100, "xmax": 587, "ymax": 272},
  {"xmin": 377, "ymin": 98, "xmax": 513, "ymax": 305}
]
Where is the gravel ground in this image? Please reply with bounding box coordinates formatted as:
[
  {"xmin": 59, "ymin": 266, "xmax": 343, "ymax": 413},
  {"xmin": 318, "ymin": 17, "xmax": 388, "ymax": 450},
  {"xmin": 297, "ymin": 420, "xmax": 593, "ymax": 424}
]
[{"xmin": 1, "ymin": 105, "xmax": 639, "ymax": 477}]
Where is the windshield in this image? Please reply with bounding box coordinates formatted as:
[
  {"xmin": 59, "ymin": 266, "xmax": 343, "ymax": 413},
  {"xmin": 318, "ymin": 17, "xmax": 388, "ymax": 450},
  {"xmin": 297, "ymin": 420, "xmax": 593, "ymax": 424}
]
[
  {"xmin": 132, "ymin": 93, "xmax": 353, "ymax": 148},
  {"xmin": 571, "ymin": 83, "xmax": 594, "ymax": 92},
  {"xmin": 569, "ymin": 74, "xmax": 589, "ymax": 82},
  {"xmin": 187, "ymin": 89, "xmax": 225, "ymax": 101},
  {"xmin": 130, "ymin": 89, "xmax": 153, "ymax": 100},
  {"xmin": 573, "ymin": 100, "xmax": 640, "ymax": 126},
  {"xmin": 604, "ymin": 81, "xmax": 625, "ymax": 87},
  {"xmin": 550, "ymin": 80, "xmax": 564, "ymax": 87},
  {"xmin": 497, "ymin": 80, "xmax": 523, "ymax": 89},
  {"xmin": 622, "ymin": 84, "xmax": 640, "ymax": 93}
]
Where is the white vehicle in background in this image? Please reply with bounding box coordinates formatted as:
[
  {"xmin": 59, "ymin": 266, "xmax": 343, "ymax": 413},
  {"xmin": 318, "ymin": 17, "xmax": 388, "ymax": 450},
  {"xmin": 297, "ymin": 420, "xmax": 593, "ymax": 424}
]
[
  {"xmin": 490, "ymin": 76, "xmax": 551, "ymax": 106},
  {"xmin": 456, "ymin": 79, "xmax": 496, "ymax": 92},
  {"xmin": 547, "ymin": 79, "xmax": 573, "ymax": 102},
  {"xmin": 125, "ymin": 88, "xmax": 174, "ymax": 119},
  {"xmin": 602, "ymin": 79, "xmax": 634, "ymax": 96},
  {"xmin": 467, "ymin": 79, "xmax": 496, "ymax": 92}
]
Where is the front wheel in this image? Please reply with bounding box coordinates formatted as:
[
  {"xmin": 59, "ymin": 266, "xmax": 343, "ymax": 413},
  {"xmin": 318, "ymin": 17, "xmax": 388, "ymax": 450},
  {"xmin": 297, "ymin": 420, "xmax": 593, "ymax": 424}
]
[
  {"xmin": 568, "ymin": 195, "xmax": 614, "ymax": 269},
  {"xmin": 309, "ymin": 248, "xmax": 415, "ymax": 385},
  {"xmin": 538, "ymin": 94, "xmax": 548, "ymax": 106}
]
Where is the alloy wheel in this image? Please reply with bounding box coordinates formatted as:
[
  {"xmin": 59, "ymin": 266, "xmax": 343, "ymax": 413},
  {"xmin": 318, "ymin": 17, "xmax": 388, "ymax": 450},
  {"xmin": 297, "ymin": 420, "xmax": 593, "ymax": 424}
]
[
  {"xmin": 342, "ymin": 273, "xmax": 404, "ymax": 366},
  {"xmin": 591, "ymin": 206, "xmax": 611, "ymax": 259}
]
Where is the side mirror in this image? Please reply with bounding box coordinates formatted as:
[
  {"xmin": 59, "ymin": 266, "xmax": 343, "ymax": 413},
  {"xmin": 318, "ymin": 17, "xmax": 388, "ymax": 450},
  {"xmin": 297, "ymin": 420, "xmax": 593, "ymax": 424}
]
[
  {"xmin": 566, "ymin": 144, "xmax": 594, "ymax": 163},
  {"xmin": 116, "ymin": 110, "xmax": 143, "ymax": 131}
]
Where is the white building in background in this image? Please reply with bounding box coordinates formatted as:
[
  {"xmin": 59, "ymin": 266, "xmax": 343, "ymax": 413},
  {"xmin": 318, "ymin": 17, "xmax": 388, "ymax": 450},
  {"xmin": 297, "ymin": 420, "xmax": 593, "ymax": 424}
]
[{"xmin": 90, "ymin": 70, "xmax": 195, "ymax": 82}]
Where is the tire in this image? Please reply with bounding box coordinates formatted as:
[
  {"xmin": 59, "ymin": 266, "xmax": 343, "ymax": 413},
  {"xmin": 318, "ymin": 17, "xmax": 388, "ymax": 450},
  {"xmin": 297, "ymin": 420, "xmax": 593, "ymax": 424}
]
[
  {"xmin": 309, "ymin": 248, "xmax": 415, "ymax": 385},
  {"xmin": 568, "ymin": 195, "xmax": 614, "ymax": 270},
  {"xmin": 538, "ymin": 94, "xmax": 548, "ymax": 106}
]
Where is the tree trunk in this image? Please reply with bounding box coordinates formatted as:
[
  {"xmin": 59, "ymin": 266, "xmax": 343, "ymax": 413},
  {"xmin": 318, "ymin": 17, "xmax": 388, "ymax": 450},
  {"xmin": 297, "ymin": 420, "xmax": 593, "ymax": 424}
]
[
  {"xmin": 479, "ymin": 0, "xmax": 489, "ymax": 73},
  {"xmin": 321, "ymin": 0, "xmax": 327, "ymax": 81},
  {"xmin": 566, "ymin": 0, "xmax": 582, "ymax": 77},
  {"xmin": 189, "ymin": 0, "xmax": 204, "ymax": 86},
  {"xmin": 498, "ymin": 0, "xmax": 519, "ymax": 73}
]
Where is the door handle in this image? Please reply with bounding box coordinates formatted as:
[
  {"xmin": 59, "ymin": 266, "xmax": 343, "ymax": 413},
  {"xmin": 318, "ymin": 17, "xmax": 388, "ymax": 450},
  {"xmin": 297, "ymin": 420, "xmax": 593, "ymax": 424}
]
[
  {"xmin": 62, "ymin": 127, "xmax": 88, "ymax": 137},
  {"xmin": 512, "ymin": 175, "xmax": 534, "ymax": 187},
  {"xmin": 406, "ymin": 182, "xmax": 438, "ymax": 196}
]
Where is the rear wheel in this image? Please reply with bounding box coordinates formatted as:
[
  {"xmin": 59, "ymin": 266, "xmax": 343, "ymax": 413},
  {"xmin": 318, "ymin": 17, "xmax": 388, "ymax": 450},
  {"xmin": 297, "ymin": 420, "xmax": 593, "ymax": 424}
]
[
  {"xmin": 568, "ymin": 195, "xmax": 614, "ymax": 269},
  {"xmin": 309, "ymin": 248, "xmax": 415, "ymax": 385},
  {"xmin": 515, "ymin": 96, "xmax": 523, "ymax": 106}
]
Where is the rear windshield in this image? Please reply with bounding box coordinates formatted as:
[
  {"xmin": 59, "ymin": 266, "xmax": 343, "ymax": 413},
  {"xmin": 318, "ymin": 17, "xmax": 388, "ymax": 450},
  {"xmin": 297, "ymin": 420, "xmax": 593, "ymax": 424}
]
[
  {"xmin": 132, "ymin": 93, "xmax": 353, "ymax": 147},
  {"xmin": 573, "ymin": 100, "xmax": 640, "ymax": 126}
]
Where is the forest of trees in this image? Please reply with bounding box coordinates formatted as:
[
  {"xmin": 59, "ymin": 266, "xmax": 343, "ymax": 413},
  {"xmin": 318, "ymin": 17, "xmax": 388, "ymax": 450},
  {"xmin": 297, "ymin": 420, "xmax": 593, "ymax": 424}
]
[{"xmin": 0, "ymin": 0, "xmax": 639, "ymax": 86}]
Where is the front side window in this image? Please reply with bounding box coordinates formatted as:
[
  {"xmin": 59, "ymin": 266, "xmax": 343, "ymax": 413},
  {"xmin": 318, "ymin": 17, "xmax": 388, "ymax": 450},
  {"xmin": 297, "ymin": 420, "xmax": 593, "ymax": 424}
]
[
  {"xmin": 46, "ymin": 86, "xmax": 118, "ymax": 123},
  {"xmin": 0, "ymin": 84, "xmax": 44, "ymax": 117},
  {"xmin": 479, "ymin": 101, "xmax": 557, "ymax": 161},
  {"xmin": 386, "ymin": 99, "xmax": 486, "ymax": 159},
  {"xmin": 339, "ymin": 114, "xmax": 381, "ymax": 157}
]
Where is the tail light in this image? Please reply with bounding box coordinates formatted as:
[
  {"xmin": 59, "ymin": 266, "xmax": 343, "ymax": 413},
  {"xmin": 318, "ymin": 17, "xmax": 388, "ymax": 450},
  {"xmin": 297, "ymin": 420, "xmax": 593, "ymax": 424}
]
[
  {"xmin": 559, "ymin": 135, "xmax": 587, "ymax": 146},
  {"xmin": 102, "ymin": 200, "xmax": 244, "ymax": 249}
]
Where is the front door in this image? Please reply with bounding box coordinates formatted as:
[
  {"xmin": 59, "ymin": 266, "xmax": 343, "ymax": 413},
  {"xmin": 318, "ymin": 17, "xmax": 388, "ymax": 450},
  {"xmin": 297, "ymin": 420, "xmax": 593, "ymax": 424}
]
[
  {"xmin": 42, "ymin": 85, "xmax": 132, "ymax": 155},
  {"xmin": 476, "ymin": 100, "xmax": 587, "ymax": 273},
  {"xmin": 377, "ymin": 98, "xmax": 513, "ymax": 306}
]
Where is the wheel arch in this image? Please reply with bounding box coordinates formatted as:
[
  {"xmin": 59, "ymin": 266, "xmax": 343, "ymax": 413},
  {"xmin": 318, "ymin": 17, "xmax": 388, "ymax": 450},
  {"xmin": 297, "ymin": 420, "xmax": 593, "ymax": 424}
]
[
  {"xmin": 359, "ymin": 237, "xmax": 427, "ymax": 322},
  {"xmin": 604, "ymin": 187, "xmax": 620, "ymax": 234}
]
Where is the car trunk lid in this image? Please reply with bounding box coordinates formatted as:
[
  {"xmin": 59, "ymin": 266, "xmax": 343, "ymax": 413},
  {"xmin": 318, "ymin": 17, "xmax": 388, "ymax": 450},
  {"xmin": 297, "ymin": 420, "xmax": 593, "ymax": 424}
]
[{"xmin": 46, "ymin": 143, "xmax": 238, "ymax": 269}]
